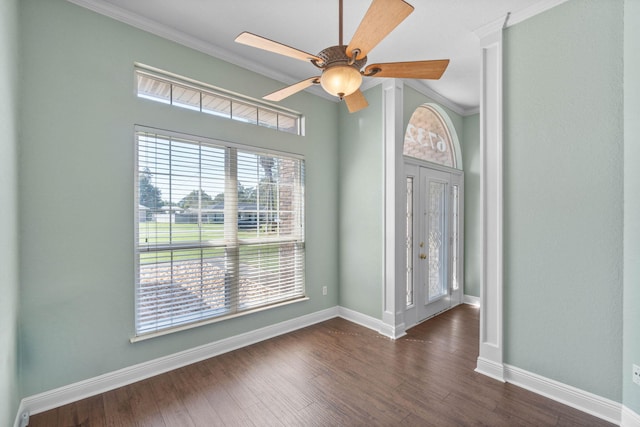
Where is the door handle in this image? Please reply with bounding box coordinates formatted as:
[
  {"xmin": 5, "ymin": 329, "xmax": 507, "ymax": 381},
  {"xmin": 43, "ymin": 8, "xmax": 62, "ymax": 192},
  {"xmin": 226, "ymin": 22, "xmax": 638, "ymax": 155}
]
[{"xmin": 419, "ymin": 253, "xmax": 427, "ymax": 259}]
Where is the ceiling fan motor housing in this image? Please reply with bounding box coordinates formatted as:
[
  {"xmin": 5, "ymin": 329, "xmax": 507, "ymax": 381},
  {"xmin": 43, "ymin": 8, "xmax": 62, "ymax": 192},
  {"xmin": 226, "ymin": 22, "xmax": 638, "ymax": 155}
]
[
  {"xmin": 317, "ymin": 45, "xmax": 368, "ymax": 69},
  {"xmin": 316, "ymin": 46, "xmax": 368, "ymax": 98}
]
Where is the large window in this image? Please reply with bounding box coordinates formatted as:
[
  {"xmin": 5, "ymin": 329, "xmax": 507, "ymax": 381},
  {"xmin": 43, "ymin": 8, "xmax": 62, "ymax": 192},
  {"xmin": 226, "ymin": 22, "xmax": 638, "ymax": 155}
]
[{"xmin": 135, "ymin": 128, "xmax": 305, "ymax": 338}]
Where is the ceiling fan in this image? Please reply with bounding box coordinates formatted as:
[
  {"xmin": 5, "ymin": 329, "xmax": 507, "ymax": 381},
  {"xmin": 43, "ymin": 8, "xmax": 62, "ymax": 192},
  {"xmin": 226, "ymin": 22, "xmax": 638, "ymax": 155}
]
[{"xmin": 235, "ymin": 0, "xmax": 449, "ymax": 113}]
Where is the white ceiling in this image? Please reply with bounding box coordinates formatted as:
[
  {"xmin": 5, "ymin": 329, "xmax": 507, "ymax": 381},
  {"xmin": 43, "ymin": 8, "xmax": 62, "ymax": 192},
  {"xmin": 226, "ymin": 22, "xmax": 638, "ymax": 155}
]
[{"xmin": 71, "ymin": 0, "xmax": 561, "ymax": 115}]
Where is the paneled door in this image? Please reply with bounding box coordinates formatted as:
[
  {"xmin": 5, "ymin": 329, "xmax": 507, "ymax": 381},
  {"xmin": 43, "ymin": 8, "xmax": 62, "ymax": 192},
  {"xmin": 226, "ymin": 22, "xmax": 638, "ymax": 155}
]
[{"xmin": 405, "ymin": 164, "xmax": 463, "ymax": 324}]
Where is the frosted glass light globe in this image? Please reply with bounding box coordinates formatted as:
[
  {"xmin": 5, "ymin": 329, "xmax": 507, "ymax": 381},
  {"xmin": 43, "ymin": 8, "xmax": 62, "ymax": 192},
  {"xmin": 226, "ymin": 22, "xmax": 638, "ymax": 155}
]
[{"xmin": 320, "ymin": 65, "xmax": 362, "ymax": 99}]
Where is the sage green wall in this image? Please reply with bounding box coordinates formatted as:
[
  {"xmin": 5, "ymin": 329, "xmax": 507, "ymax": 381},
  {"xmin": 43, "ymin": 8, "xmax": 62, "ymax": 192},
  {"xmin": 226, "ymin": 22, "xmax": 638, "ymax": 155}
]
[
  {"xmin": 461, "ymin": 114, "xmax": 480, "ymax": 298},
  {"xmin": 623, "ymin": 0, "xmax": 640, "ymax": 415},
  {"xmin": 503, "ymin": 0, "xmax": 623, "ymax": 401},
  {"xmin": 337, "ymin": 85, "xmax": 384, "ymax": 318},
  {"xmin": 0, "ymin": 0, "xmax": 20, "ymax": 423},
  {"xmin": 337, "ymin": 84, "xmax": 475, "ymax": 318},
  {"xmin": 19, "ymin": 0, "xmax": 339, "ymax": 397}
]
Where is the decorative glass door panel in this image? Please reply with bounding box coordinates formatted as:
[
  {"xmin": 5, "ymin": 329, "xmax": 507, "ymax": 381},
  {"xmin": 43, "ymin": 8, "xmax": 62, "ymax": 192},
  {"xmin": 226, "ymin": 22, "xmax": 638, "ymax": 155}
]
[
  {"xmin": 406, "ymin": 177, "xmax": 415, "ymax": 307},
  {"xmin": 409, "ymin": 166, "xmax": 463, "ymax": 322},
  {"xmin": 427, "ymin": 181, "xmax": 447, "ymax": 302},
  {"xmin": 451, "ymin": 184, "xmax": 459, "ymax": 292}
]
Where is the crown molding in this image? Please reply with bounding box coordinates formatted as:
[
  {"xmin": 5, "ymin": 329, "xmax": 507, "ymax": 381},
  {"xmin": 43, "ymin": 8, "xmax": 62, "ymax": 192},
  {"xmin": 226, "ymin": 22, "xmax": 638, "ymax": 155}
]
[
  {"xmin": 359, "ymin": 79, "xmax": 475, "ymax": 117},
  {"xmin": 65, "ymin": 0, "xmax": 336, "ymax": 102},
  {"xmin": 404, "ymin": 80, "xmax": 477, "ymax": 117},
  {"xmin": 66, "ymin": 0, "xmax": 477, "ymax": 110},
  {"xmin": 473, "ymin": 0, "xmax": 570, "ymax": 40}
]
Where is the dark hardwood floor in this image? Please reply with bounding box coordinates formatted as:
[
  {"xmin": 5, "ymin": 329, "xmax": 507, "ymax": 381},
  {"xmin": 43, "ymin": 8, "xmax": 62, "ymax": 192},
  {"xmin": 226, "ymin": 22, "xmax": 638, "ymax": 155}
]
[{"xmin": 28, "ymin": 305, "xmax": 613, "ymax": 426}]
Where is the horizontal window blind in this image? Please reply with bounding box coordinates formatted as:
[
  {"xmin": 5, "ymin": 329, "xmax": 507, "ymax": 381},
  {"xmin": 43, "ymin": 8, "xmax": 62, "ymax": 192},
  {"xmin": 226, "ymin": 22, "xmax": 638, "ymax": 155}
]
[{"xmin": 136, "ymin": 129, "xmax": 305, "ymax": 337}]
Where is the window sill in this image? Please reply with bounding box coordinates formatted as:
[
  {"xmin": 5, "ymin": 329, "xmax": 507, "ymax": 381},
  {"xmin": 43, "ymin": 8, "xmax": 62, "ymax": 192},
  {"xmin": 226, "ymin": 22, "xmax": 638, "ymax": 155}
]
[{"xmin": 130, "ymin": 296, "xmax": 309, "ymax": 343}]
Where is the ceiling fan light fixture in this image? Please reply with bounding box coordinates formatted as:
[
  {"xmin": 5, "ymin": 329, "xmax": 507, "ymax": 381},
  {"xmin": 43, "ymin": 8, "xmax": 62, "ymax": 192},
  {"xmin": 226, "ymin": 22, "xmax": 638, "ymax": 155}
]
[
  {"xmin": 320, "ymin": 64, "xmax": 362, "ymax": 99},
  {"xmin": 235, "ymin": 0, "xmax": 448, "ymax": 112}
]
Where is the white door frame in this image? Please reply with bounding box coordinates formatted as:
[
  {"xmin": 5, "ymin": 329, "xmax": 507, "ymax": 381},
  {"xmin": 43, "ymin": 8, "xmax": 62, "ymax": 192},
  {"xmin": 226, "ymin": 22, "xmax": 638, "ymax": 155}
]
[
  {"xmin": 475, "ymin": 28, "xmax": 505, "ymax": 382},
  {"xmin": 379, "ymin": 77, "xmax": 465, "ymax": 338},
  {"xmin": 380, "ymin": 79, "xmax": 407, "ymax": 339},
  {"xmin": 403, "ymin": 160, "xmax": 464, "ymax": 329}
]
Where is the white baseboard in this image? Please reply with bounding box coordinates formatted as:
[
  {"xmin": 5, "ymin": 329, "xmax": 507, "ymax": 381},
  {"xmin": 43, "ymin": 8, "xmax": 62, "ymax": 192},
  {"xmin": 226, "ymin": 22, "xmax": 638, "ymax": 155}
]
[
  {"xmin": 13, "ymin": 403, "xmax": 28, "ymax": 427},
  {"xmin": 336, "ymin": 305, "xmax": 408, "ymax": 339},
  {"xmin": 475, "ymin": 357, "xmax": 506, "ymax": 382},
  {"xmin": 16, "ymin": 304, "xmax": 633, "ymax": 427},
  {"xmin": 18, "ymin": 306, "xmax": 338, "ymax": 419},
  {"xmin": 337, "ymin": 306, "xmax": 385, "ymax": 333},
  {"xmin": 503, "ymin": 364, "xmax": 622, "ymax": 425},
  {"xmin": 464, "ymin": 294, "xmax": 481, "ymax": 306},
  {"xmin": 622, "ymin": 405, "xmax": 640, "ymax": 427},
  {"xmin": 377, "ymin": 321, "xmax": 407, "ymax": 340}
]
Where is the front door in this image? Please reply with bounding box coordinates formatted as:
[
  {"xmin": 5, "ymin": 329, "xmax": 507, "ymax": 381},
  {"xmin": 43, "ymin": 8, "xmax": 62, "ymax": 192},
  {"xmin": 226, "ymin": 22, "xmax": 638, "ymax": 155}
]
[{"xmin": 405, "ymin": 164, "xmax": 463, "ymax": 324}]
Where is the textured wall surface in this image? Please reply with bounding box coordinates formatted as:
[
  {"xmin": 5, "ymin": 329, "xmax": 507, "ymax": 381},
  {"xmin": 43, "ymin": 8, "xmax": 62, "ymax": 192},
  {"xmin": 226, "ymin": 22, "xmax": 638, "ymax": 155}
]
[
  {"xmin": 337, "ymin": 85, "xmax": 384, "ymax": 318},
  {"xmin": 461, "ymin": 114, "xmax": 480, "ymax": 298},
  {"xmin": 623, "ymin": 0, "xmax": 640, "ymax": 416},
  {"xmin": 19, "ymin": 0, "xmax": 339, "ymax": 397},
  {"xmin": 0, "ymin": 0, "xmax": 20, "ymax": 424},
  {"xmin": 503, "ymin": 0, "xmax": 623, "ymax": 400}
]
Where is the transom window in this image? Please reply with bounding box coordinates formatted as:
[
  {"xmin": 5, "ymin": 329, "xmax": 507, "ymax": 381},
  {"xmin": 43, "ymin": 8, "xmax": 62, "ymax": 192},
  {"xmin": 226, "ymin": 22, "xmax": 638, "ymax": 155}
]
[
  {"xmin": 135, "ymin": 128, "xmax": 305, "ymax": 338},
  {"xmin": 403, "ymin": 105, "xmax": 456, "ymax": 167},
  {"xmin": 135, "ymin": 65, "xmax": 303, "ymax": 135}
]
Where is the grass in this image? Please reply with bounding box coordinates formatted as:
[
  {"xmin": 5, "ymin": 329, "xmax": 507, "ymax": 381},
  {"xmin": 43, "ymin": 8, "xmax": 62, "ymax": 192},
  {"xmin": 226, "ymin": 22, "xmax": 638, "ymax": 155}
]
[
  {"xmin": 137, "ymin": 221, "xmax": 297, "ymax": 269},
  {"xmin": 138, "ymin": 221, "xmax": 265, "ymax": 244}
]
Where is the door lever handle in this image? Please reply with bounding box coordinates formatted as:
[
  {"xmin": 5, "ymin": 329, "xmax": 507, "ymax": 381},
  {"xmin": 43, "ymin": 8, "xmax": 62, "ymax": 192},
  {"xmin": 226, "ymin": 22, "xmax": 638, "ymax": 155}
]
[{"xmin": 419, "ymin": 253, "xmax": 427, "ymax": 259}]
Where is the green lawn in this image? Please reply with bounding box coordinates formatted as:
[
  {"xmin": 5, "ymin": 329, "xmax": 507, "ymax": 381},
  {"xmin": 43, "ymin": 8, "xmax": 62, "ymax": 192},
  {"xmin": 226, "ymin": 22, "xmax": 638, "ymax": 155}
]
[
  {"xmin": 138, "ymin": 221, "xmax": 265, "ymax": 244},
  {"xmin": 137, "ymin": 221, "xmax": 295, "ymax": 269}
]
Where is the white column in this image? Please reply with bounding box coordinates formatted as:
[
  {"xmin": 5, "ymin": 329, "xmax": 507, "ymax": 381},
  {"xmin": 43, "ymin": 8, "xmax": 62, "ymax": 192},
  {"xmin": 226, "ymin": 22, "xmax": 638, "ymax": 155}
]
[
  {"xmin": 380, "ymin": 79, "xmax": 407, "ymax": 339},
  {"xmin": 476, "ymin": 29, "xmax": 505, "ymax": 381}
]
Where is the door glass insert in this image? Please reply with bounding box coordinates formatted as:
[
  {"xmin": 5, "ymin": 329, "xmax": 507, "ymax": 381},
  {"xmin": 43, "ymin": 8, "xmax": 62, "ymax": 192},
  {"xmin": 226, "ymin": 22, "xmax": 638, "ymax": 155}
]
[
  {"xmin": 452, "ymin": 185, "xmax": 459, "ymax": 291},
  {"xmin": 406, "ymin": 177, "xmax": 414, "ymax": 307},
  {"xmin": 428, "ymin": 181, "xmax": 447, "ymax": 301}
]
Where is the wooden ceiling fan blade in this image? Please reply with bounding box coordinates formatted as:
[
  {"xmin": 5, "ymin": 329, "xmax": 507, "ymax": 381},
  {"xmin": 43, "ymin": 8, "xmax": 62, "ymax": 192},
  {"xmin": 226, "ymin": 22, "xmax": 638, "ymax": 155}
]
[
  {"xmin": 364, "ymin": 59, "xmax": 450, "ymax": 79},
  {"xmin": 235, "ymin": 32, "xmax": 321, "ymax": 63},
  {"xmin": 263, "ymin": 77, "xmax": 320, "ymax": 102},
  {"xmin": 346, "ymin": 0, "xmax": 414, "ymax": 60},
  {"xmin": 344, "ymin": 90, "xmax": 368, "ymax": 113}
]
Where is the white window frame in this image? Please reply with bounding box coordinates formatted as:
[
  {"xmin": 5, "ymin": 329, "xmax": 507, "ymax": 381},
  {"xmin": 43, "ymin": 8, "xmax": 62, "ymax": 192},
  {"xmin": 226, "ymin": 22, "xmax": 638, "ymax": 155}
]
[
  {"xmin": 133, "ymin": 126, "xmax": 306, "ymax": 341},
  {"xmin": 135, "ymin": 64, "xmax": 304, "ymax": 136}
]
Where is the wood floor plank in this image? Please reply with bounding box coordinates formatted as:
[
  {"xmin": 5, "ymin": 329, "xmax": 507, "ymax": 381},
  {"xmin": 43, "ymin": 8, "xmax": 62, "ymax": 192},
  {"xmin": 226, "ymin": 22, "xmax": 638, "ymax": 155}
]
[
  {"xmin": 27, "ymin": 305, "xmax": 615, "ymax": 427},
  {"xmin": 148, "ymin": 373, "xmax": 196, "ymax": 427},
  {"xmin": 241, "ymin": 400, "xmax": 286, "ymax": 426},
  {"xmin": 27, "ymin": 407, "xmax": 58, "ymax": 427},
  {"xmin": 126, "ymin": 379, "xmax": 166, "ymax": 427},
  {"xmin": 167, "ymin": 367, "xmax": 225, "ymax": 427},
  {"xmin": 56, "ymin": 394, "xmax": 105, "ymax": 427},
  {"xmin": 186, "ymin": 357, "xmax": 255, "ymax": 426},
  {"xmin": 102, "ymin": 387, "xmax": 139, "ymax": 427}
]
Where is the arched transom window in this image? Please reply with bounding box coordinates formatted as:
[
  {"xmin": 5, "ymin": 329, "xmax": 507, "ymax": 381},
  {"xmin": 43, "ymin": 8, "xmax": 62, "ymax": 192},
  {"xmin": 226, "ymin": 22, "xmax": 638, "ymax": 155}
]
[{"xmin": 403, "ymin": 105, "xmax": 456, "ymax": 168}]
